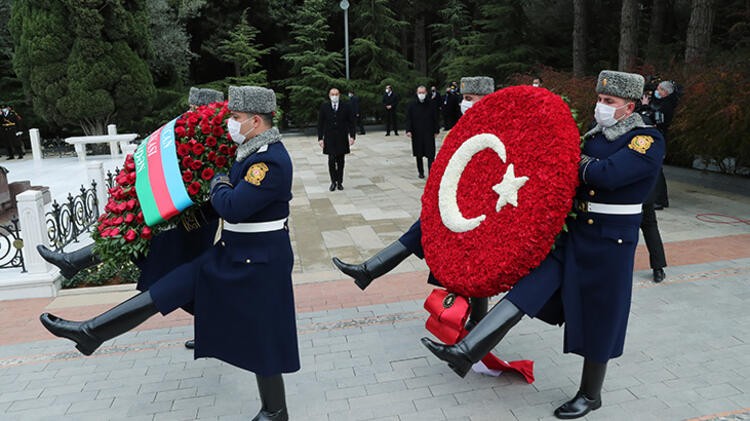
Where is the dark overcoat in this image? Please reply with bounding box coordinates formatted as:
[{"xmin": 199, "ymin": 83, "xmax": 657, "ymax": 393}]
[
  {"xmin": 317, "ymin": 101, "xmax": 355, "ymax": 156},
  {"xmin": 148, "ymin": 140, "xmax": 299, "ymax": 376},
  {"xmin": 506, "ymin": 126, "xmax": 664, "ymax": 362},
  {"xmin": 405, "ymin": 99, "xmax": 439, "ymax": 159}
]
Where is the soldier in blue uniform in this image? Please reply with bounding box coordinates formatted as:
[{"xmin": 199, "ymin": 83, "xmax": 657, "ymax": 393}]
[
  {"xmin": 36, "ymin": 87, "xmax": 225, "ymax": 350},
  {"xmin": 421, "ymin": 70, "xmax": 664, "ymax": 419},
  {"xmin": 333, "ymin": 76, "xmax": 496, "ymax": 330},
  {"xmin": 39, "ymin": 86, "xmax": 298, "ymax": 421}
]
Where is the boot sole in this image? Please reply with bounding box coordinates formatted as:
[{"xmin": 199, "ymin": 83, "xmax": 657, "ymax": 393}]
[{"xmin": 554, "ymin": 400, "xmax": 601, "ymax": 419}]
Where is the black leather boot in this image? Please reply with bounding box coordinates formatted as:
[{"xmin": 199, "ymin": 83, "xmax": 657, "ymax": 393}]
[
  {"xmin": 422, "ymin": 298, "xmax": 523, "ymax": 377},
  {"xmin": 332, "ymin": 241, "xmax": 411, "ymax": 290},
  {"xmin": 253, "ymin": 374, "xmax": 289, "ymax": 421},
  {"xmin": 184, "ymin": 339, "xmax": 195, "ymax": 349},
  {"xmin": 465, "ymin": 297, "xmax": 489, "ymax": 331},
  {"xmin": 40, "ymin": 291, "xmax": 158, "ymax": 356},
  {"xmin": 554, "ymin": 359, "xmax": 606, "ymax": 419},
  {"xmin": 36, "ymin": 243, "xmax": 101, "ymax": 279}
]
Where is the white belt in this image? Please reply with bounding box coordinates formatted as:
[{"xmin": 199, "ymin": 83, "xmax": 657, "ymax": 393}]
[
  {"xmin": 575, "ymin": 201, "xmax": 642, "ymax": 215},
  {"xmin": 223, "ymin": 218, "xmax": 288, "ymax": 233}
]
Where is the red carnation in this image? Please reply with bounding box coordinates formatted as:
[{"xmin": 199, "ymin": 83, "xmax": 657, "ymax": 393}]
[
  {"xmin": 190, "ymin": 160, "xmax": 203, "ymax": 171},
  {"xmin": 124, "ymin": 229, "xmax": 137, "ymax": 242},
  {"xmin": 205, "ymin": 136, "xmax": 217, "ymax": 147},
  {"xmin": 136, "ymin": 212, "xmax": 144, "ymax": 223},
  {"xmin": 187, "ymin": 127, "xmax": 195, "ymax": 137},
  {"xmin": 229, "ymin": 145, "xmax": 238, "ymax": 156},
  {"xmin": 188, "ymin": 115, "xmax": 200, "ymax": 126},
  {"xmin": 113, "ymin": 216, "xmax": 124, "ymax": 225},
  {"xmin": 141, "ymin": 226, "xmax": 152, "ymax": 239},
  {"xmin": 218, "ymin": 144, "xmax": 229, "ymax": 154},
  {"xmin": 176, "ymin": 118, "xmax": 186, "ymax": 127},
  {"xmin": 201, "ymin": 124, "xmax": 211, "ymax": 135},
  {"xmin": 215, "ymin": 156, "xmax": 228, "ymax": 168},
  {"xmin": 124, "ymin": 213, "xmax": 135, "ymax": 224},
  {"xmin": 188, "ymin": 182, "xmax": 201, "ymax": 196},
  {"xmin": 192, "ymin": 143, "xmax": 205, "ymax": 156},
  {"xmin": 127, "ymin": 172, "xmax": 136, "ymax": 183},
  {"xmin": 110, "ymin": 227, "xmax": 120, "ymax": 237},
  {"xmin": 175, "ymin": 126, "xmax": 187, "ymax": 138},
  {"xmin": 181, "ymin": 156, "xmax": 193, "ymax": 169},
  {"xmin": 201, "ymin": 168, "xmax": 215, "ymax": 180},
  {"xmin": 212, "ymin": 126, "xmax": 224, "ymax": 136},
  {"xmin": 189, "ymin": 138, "xmax": 197, "ymax": 146},
  {"xmin": 177, "ymin": 144, "xmax": 191, "ymax": 157},
  {"xmin": 126, "ymin": 199, "xmax": 136, "ymax": 210},
  {"xmin": 182, "ymin": 170, "xmax": 193, "ymax": 183},
  {"xmin": 207, "ymin": 151, "xmax": 216, "ymax": 162},
  {"xmin": 125, "ymin": 161, "xmax": 135, "ymax": 171}
]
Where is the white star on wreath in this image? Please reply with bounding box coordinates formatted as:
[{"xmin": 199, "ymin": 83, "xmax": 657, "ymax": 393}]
[{"xmin": 492, "ymin": 164, "xmax": 528, "ymax": 211}]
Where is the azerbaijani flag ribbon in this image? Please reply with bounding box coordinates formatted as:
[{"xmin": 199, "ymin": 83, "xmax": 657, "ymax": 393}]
[{"xmin": 134, "ymin": 118, "xmax": 194, "ymax": 227}]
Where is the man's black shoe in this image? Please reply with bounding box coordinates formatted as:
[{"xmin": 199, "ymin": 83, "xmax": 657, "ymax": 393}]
[
  {"xmin": 385, "ymin": 133, "xmax": 390, "ymax": 136},
  {"xmin": 418, "ymin": 174, "xmax": 425, "ymax": 179},
  {"xmin": 653, "ymin": 268, "xmax": 665, "ymax": 283},
  {"xmin": 329, "ymin": 183, "xmax": 336, "ymax": 191},
  {"xmin": 7, "ymin": 156, "xmax": 14, "ymax": 160},
  {"xmin": 185, "ymin": 339, "xmax": 195, "ymax": 349},
  {"xmin": 336, "ymin": 182, "xmax": 344, "ymax": 191},
  {"xmin": 553, "ymin": 391, "xmax": 601, "ymax": 419}
]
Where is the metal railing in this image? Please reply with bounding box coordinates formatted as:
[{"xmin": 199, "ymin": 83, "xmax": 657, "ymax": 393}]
[
  {"xmin": 44, "ymin": 181, "xmax": 100, "ymax": 252},
  {"xmin": 0, "ymin": 217, "xmax": 25, "ymax": 271}
]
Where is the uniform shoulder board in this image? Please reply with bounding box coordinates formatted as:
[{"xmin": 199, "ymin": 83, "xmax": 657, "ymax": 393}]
[
  {"xmin": 628, "ymin": 135, "xmax": 654, "ymax": 154},
  {"xmin": 245, "ymin": 162, "xmax": 269, "ymax": 186}
]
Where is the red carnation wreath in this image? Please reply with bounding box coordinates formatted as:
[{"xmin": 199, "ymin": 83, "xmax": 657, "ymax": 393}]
[
  {"xmin": 92, "ymin": 101, "xmax": 236, "ymax": 266},
  {"xmin": 420, "ymin": 86, "xmax": 581, "ymax": 298}
]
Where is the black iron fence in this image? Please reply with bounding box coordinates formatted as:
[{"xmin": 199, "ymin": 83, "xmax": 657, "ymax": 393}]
[
  {"xmin": 0, "ymin": 217, "xmax": 25, "ymax": 271},
  {"xmin": 44, "ymin": 181, "xmax": 100, "ymax": 252},
  {"xmin": 41, "ymin": 136, "xmax": 77, "ymax": 158},
  {"xmin": 105, "ymin": 167, "xmax": 120, "ymax": 189}
]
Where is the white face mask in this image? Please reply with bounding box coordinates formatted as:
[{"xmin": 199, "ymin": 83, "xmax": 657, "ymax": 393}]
[
  {"xmin": 532, "ymin": 83, "xmax": 540, "ymax": 88},
  {"xmin": 227, "ymin": 118, "xmax": 247, "ymax": 144},
  {"xmin": 330, "ymin": 95, "xmax": 339, "ymax": 103},
  {"xmin": 460, "ymin": 99, "xmax": 474, "ymax": 114},
  {"xmin": 594, "ymin": 103, "xmax": 627, "ymax": 128},
  {"xmin": 417, "ymin": 93, "xmax": 426, "ymax": 101}
]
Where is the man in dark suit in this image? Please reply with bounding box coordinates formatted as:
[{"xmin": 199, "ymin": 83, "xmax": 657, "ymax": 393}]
[
  {"xmin": 382, "ymin": 85, "xmax": 399, "ymax": 136},
  {"xmin": 318, "ymin": 88, "xmax": 355, "ymax": 191},
  {"xmin": 442, "ymin": 85, "xmax": 460, "ymax": 130},
  {"xmin": 406, "ymin": 86, "xmax": 440, "ymax": 178},
  {"xmin": 348, "ymin": 89, "xmax": 365, "ymax": 135}
]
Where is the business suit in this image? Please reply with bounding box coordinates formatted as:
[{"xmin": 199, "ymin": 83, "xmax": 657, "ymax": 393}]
[{"xmin": 317, "ymin": 100, "xmax": 355, "ymax": 189}]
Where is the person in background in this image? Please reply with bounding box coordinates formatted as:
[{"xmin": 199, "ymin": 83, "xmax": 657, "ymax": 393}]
[
  {"xmin": 348, "ymin": 89, "xmax": 366, "ymax": 135},
  {"xmin": 405, "ymin": 86, "xmax": 440, "ymax": 179},
  {"xmin": 382, "ymin": 85, "xmax": 399, "ymax": 136},
  {"xmin": 0, "ymin": 103, "xmax": 24, "ymax": 160},
  {"xmin": 532, "ymin": 77, "xmax": 543, "ymax": 88},
  {"xmin": 318, "ymin": 88, "xmax": 356, "ymax": 191}
]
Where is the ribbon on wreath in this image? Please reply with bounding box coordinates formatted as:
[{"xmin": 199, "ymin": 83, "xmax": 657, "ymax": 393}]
[{"xmin": 424, "ymin": 288, "xmax": 534, "ymax": 383}]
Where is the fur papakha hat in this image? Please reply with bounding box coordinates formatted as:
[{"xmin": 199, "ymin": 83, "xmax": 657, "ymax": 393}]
[
  {"xmin": 188, "ymin": 87, "xmax": 224, "ymax": 106},
  {"xmin": 228, "ymin": 86, "xmax": 276, "ymax": 114},
  {"xmin": 460, "ymin": 76, "xmax": 495, "ymax": 95},
  {"xmin": 596, "ymin": 70, "xmax": 645, "ymax": 100}
]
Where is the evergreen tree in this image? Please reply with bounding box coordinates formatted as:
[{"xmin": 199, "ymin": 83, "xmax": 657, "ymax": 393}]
[
  {"xmin": 216, "ymin": 10, "xmax": 269, "ymax": 86},
  {"xmin": 10, "ymin": 0, "xmax": 156, "ymax": 135},
  {"xmin": 282, "ymin": 0, "xmax": 344, "ymax": 126},
  {"xmin": 147, "ymin": 0, "xmax": 203, "ymax": 85},
  {"xmin": 430, "ymin": 0, "xmax": 476, "ymax": 82}
]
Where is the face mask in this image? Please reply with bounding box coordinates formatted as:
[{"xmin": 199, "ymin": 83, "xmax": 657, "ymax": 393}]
[
  {"xmin": 460, "ymin": 99, "xmax": 474, "ymax": 114},
  {"xmin": 654, "ymin": 90, "xmax": 662, "ymax": 99},
  {"xmin": 1, "ymin": 108, "xmax": 8, "ymax": 113},
  {"xmin": 532, "ymin": 83, "xmax": 540, "ymax": 88},
  {"xmin": 330, "ymin": 95, "xmax": 339, "ymax": 103},
  {"xmin": 417, "ymin": 93, "xmax": 426, "ymax": 101},
  {"xmin": 594, "ymin": 103, "xmax": 627, "ymax": 127},
  {"xmin": 385, "ymin": 89, "xmax": 391, "ymax": 94},
  {"xmin": 227, "ymin": 118, "xmax": 247, "ymax": 144},
  {"xmin": 348, "ymin": 93, "xmax": 353, "ymax": 97}
]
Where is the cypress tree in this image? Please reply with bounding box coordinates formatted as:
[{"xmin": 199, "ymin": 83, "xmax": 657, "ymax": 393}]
[
  {"xmin": 282, "ymin": 0, "xmax": 344, "ymax": 126},
  {"xmin": 10, "ymin": 0, "xmax": 156, "ymax": 134}
]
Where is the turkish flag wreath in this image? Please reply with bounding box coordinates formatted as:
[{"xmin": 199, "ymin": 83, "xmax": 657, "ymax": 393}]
[{"xmin": 421, "ymin": 86, "xmax": 581, "ymax": 298}]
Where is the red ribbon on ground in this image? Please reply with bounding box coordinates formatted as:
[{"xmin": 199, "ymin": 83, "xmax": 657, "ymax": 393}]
[{"xmin": 424, "ymin": 289, "xmax": 534, "ymax": 383}]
